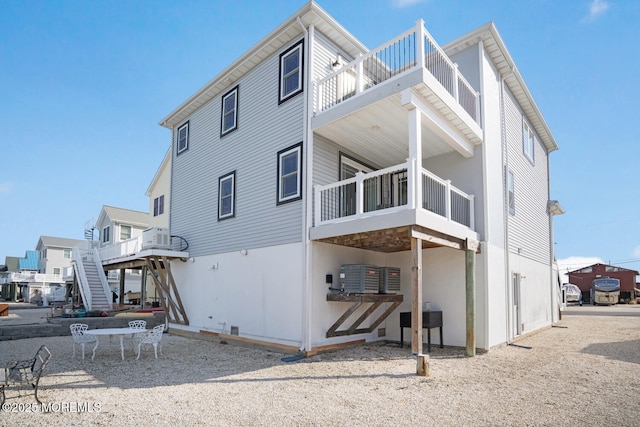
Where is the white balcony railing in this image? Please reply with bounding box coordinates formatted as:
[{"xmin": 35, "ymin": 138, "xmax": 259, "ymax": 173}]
[
  {"xmin": 98, "ymin": 237, "xmax": 141, "ymax": 262},
  {"xmin": 0, "ymin": 272, "xmax": 65, "ymax": 283},
  {"xmin": 316, "ymin": 19, "xmax": 479, "ymax": 123},
  {"xmin": 314, "ymin": 160, "xmax": 474, "ymax": 230}
]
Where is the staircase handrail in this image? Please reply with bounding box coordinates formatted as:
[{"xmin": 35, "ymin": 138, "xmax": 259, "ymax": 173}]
[
  {"xmin": 91, "ymin": 247, "xmax": 113, "ymax": 310},
  {"xmin": 71, "ymin": 247, "xmax": 92, "ymax": 311}
]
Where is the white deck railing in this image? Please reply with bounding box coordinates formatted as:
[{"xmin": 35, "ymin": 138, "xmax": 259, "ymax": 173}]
[
  {"xmin": 98, "ymin": 237, "xmax": 141, "ymax": 262},
  {"xmin": 314, "ymin": 160, "xmax": 474, "ymax": 229},
  {"xmin": 0, "ymin": 272, "xmax": 65, "ymax": 283},
  {"xmin": 316, "ymin": 19, "xmax": 479, "ymax": 123}
]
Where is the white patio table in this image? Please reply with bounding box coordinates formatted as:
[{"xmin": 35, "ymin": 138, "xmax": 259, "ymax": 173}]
[{"xmin": 90, "ymin": 327, "xmax": 147, "ymax": 361}]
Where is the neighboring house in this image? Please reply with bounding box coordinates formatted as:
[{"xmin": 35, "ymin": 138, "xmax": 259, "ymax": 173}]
[
  {"xmin": 96, "ymin": 205, "xmax": 149, "ymax": 249},
  {"xmin": 8, "ymin": 250, "xmax": 40, "ymax": 303},
  {"xmin": 95, "ymin": 205, "xmax": 149, "ymax": 300},
  {"xmin": 36, "ymin": 236, "xmax": 84, "ymax": 278},
  {"xmin": 35, "ymin": 236, "xmax": 84, "ymax": 304},
  {"xmin": 0, "ymin": 256, "xmax": 19, "ymax": 301},
  {"xmin": 145, "ymin": 148, "xmax": 171, "ymax": 229},
  {"xmin": 567, "ymin": 263, "xmax": 639, "ymax": 303},
  {"xmin": 154, "ymin": 2, "xmax": 562, "ymax": 355}
]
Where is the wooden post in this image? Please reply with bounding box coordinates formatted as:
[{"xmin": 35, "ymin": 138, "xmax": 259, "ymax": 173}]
[
  {"xmin": 140, "ymin": 266, "xmax": 147, "ymax": 308},
  {"xmin": 465, "ymin": 243, "xmax": 476, "ymax": 357},
  {"xmin": 411, "ymin": 236, "xmax": 423, "ymax": 355},
  {"xmin": 119, "ymin": 268, "xmax": 125, "ymax": 306},
  {"xmin": 417, "ymin": 353, "xmax": 430, "ymax": 376}
]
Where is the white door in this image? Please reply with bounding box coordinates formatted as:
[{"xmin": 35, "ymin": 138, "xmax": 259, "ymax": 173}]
[{"xmin": 512, "ymin": 273, "xmax": 522, "ymax": 336}]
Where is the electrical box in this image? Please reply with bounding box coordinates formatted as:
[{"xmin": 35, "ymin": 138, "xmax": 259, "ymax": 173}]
[
  {"xmin": 379, "ymin": 267, "xmax": 400, "ymax": 294},
  {"xmin": 340, "ymin": 264, "xmax": 379, "ymax": 293},
  {"xmin": 142, "ymin": 227, "xmax": 171, "ymax": 250}
]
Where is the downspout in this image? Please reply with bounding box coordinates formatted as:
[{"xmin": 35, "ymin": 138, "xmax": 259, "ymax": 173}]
[{"xmin": 297, "ymin": 16, "xmax": 313, "ymax": 353}]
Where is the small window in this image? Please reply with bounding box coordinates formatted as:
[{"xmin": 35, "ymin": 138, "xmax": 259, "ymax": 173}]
[
  {"xmin": 218, "ymin": 171, "xmax": 236, "ymax": 220},
  {"xmin": 63, "ymin": 249, "xmax": 71, "ymax": 259},
  {"xmin": 277, "ymin": 143, "xmax": 302, "ymax": 204},
  {"xmin": 53, "ymin": 268, "xmax": 61, "ymax": 275},
  {"xmin": 507, "ymin": 169, "xmax": 515, "ymax": 215},
  {"xmin": 177, "ymin": 121, "xmax": 189, "ymax": 155},
  {"xmin": 279, "ymin": 41, "xmax": 304, "ymax": 103},
  {"xmin": 221, "ymin": 86, "xmax": 239, "ymax": 136},
  {"xmin": 523, "ymin": 120, "xmax": 535, "ymax": 164},
  {"xmin": 154, "ymin": 195, "xmax": 165, "ymax": 217},
  {"xmin": 102, "ymin": 226, "xmax": 111, "ymax": 244},
  {"xmin": 120, "ymin": 225, "xmax": 132, "ymax": 241}
]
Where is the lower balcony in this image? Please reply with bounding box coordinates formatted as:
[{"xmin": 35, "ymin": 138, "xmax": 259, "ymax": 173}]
[{"xmin": 311, "ymin": 159, "xmax": 478, "ymax": 252}]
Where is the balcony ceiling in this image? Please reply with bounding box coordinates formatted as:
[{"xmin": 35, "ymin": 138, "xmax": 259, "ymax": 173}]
[{"xmin": 313, "ymin": 94, "xmax": 456, "ymax": 169}]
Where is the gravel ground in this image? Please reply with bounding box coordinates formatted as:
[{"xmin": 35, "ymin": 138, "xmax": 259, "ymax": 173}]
[{"xmin": 1, "ymin": 305, "xmax": 639, "ymax": 426}]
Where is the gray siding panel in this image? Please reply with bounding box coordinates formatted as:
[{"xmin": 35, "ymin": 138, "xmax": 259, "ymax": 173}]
[
  {"xmin": 171, "ymin": 39, "xmax": 306, "ymax": 257},
  {"xmin": 503, "ymin": 86, "xmax": 550, "ymax": 264}
]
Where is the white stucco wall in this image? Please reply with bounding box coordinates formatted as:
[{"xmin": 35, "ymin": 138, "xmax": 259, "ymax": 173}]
[{"xmin": 170, "ymin": 242, "xmax": 305, "ymax": 347}]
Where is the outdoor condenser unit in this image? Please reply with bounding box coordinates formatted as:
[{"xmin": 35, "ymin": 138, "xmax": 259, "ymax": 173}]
[
  {"xmin": 340, "ymin": 264, "xmax": 379, "ymax": 293},
  {"xmin": 379, "ymin": 267, "xmax": 400, "ymax": 294},
  {"xmin": 142, "ymin": 227, "xmax": 172, "ymax": 250}
]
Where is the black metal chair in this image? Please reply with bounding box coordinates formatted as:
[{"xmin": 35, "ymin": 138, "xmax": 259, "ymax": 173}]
[{"xmin": 0, "ymin": 345, "xmax": 52, "ymax": 406}]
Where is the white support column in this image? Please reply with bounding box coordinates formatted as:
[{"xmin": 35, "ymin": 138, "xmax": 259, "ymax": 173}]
[
  {"xmin": 407, "ymin": 105, "xmax": 422, "ymax": 210},
  {"xmin": 415, "ymin": 19, "xmax": 425, "ymax": 68},
  {"xmin": 355, "ymin": 172, "xmax": 364, "ymax": 216},
  {"xmin": 355, "ymin": 53, "xmax": 364, "ymax": 94}
]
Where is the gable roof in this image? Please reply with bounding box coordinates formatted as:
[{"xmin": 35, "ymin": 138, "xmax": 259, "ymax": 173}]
[
  {"xmin": 19, "ymin": 250, "xmax": 38, "ymax": 271},
  {"xmin": 97, "ymin": 205, "xmax": 149, "ymax": 228},
  {"xmin": 4, "ymin": 256, "xmax": 19, "ymax": 272},
  {"xmin": 146, "ymin": 147, "xmax": 171, "ymax": 197},
  {"xmin": 444, "ymin": 22, "xmax": 558, "ymax": 153},
  {"xmin": 567, "ymin": 263, "xmax": 639, "ymax": 275},
  {"xmin": 37, "ymin": 236, "xmax": 85, "ymax": 250},
  {"xmin": 159, "ymin": 1, "xmax": 368, "ymax": 130}
]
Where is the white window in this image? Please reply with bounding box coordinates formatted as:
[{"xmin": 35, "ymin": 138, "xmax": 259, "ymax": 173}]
[
  {"xmin": 279, "ymin": 41, "xmax": 303, "ymax": 103},
  {"xmin": 221, "ymin": 86, "xmax": 238, "ymax": 136},
  {"xmin": 218, "ymin": 171, "xmax": 236, "ymax": 220},
  {"xmin": 154, "ymin": 195, "xmax": 165, "ymax": 217},
  {"xmin": 63, "ymin": 249, "xmax": 71, "ymax": 259},
  {"xmin": 120, "ymin": 225, "xmax": 132, "ymax": 241},
  {"xmin": 523, "ymin": 120, "xmax": 535, "ymax": 164},
  {"xmin": 53, "ymin": 268, "xmax": 60, "ymax": 275},
  {"xmin": 177, "ymin": 121, "xmax": 189, "ymax": 155},
  {"xmin": 508, "ymin": 169, "xmax": 515, "ymax": 215},
  {"xmin": 102, "ymin": 226, "xmax": 111, "ymax": 244},
  {"xmin": 277, "ymin": 143, "xmax": 302, "ymax": 204}
]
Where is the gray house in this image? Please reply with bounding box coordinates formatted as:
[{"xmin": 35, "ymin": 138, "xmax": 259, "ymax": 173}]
[{"xmin": 155, "ymin": 2, "xmax": 562, "ymax": 356}]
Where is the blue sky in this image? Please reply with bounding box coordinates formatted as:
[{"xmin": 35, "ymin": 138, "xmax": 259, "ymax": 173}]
[{"xmin": 1, "ymin": 0, "xmax": 638, "ymax": 277}]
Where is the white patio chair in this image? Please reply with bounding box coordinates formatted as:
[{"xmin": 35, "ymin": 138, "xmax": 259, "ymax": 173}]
[
  {"xmin": 128, "ymin": 320, "xmax": 147, "ymax": 330},
  {"xmin": 70, "ymin": 323, "xmax": 97, "ymax": 360},
  {"xmin": 127, "ymin": 320, "xmax": 147, "ymax": 349},
  {"xmin": 135, "ymin": 325, "xmax": 164, "ymax": 360}
]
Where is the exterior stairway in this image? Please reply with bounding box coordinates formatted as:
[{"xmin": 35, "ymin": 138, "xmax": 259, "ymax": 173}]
[{"xmin": 72, "ymin": 254, "xmax": 112, "ymax": 312}]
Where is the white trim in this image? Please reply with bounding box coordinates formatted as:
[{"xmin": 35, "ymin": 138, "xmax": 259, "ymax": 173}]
[
  {"xmin": 221, "ymin": 86, "xmax": 238, "ymax": 136},
  {"xmin": 279, "ymin": 42, "xmax": 303, "ymax": 102},
  {"xmin": 278, "ymin": 144, "xmax": 302, "ymax": 203},
  {"xmin": 177, "ymin": 122, "xmax": 189, "ymax": 154},
  {"xmin": 218, "ymin": 172, "xmax": 236, "ymax": 219}
]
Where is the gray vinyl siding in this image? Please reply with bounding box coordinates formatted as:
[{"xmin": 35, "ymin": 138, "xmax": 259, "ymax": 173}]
[
  {"xmin": 170, "ymin": 38, "xmax": 306, "ymax": 257},
  {"xmin": 311, "ymin": 31, "xmax": 355, "ymax": 114},
  {"xmin": 503, "ymin": 86, "xmax": 550, "ymax": 264}
]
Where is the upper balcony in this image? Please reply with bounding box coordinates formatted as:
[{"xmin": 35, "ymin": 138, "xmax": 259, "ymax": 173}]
[{"xmin": 312, "ymin": 19, "xmax": 482, "ymax": 161}]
